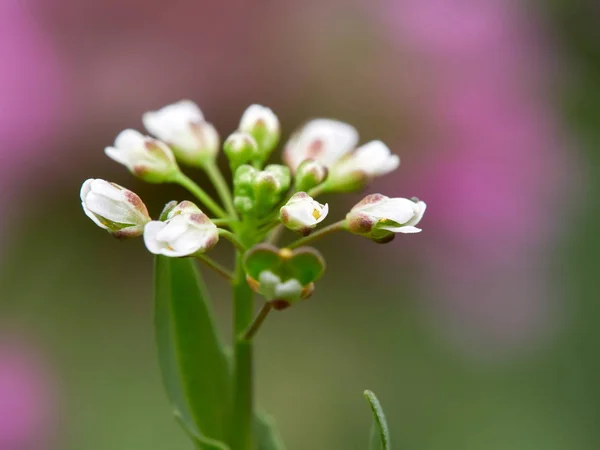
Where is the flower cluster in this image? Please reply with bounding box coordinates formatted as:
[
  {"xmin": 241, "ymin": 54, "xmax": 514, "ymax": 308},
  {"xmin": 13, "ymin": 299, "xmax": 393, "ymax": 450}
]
[{"xmin": 81, "ymin": 100, "xmax": 425, "ymax": 305}]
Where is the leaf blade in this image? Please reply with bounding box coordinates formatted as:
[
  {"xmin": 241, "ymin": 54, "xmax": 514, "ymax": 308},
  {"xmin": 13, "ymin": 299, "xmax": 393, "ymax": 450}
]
[
  {"xmin": 364, "ymin": 390, "xmax": 390, "ymax": 450},
  {"xmin": 155, "ymin": 256, "xmax": 231, "ymax": 448}
]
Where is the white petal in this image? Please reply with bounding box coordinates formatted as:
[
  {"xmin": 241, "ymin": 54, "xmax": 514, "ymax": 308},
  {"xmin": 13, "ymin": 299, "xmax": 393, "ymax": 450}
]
[
  {"xmin": 84, "ymin": 193, "xmax": 134, "ymax": 224},
  {"xmin": 104, "ymin": 146, "xmax": 131, "ymax": 167},
  {"xmin": 274, "ymin": 279, "xmax": 303, "ymax": 299},
  {"xmin": 240, "ymin": 104, "xmax": 279, "ymax": 133},
  {"xmin": 114, "ymin": 129, "xmax": 145, "ymax": 150},
  {"xmin": 284, "ymin": 119, "xmax": 358, "ymax": 171},
  {"xmin": 316, "ymin": 203, "xmax": 329, "ymax": 224},
  {"xmin": 381, "ymin": 225, "xmax": 422, "ymax": 234},
  {"xmin": 80, "ymin": 179, "xmax": 94, "ymax": 202},
  {"xmin": 89, "ymin": 179, "xmax": 122, "ymax": 201},
  {"xmin": 81, "ymin": 202, "xmax": 109, "ymax": 229},
  {"xmin": 155, "ymin": 215, "xmax": 189, "ymax": 242},
  {"xmin": 405, "ymin": 201, "xmax": 426, "ymax": 227},
  {"xmin": 143, "ymin": 221, "xmax": 169, "ymax": 254}
]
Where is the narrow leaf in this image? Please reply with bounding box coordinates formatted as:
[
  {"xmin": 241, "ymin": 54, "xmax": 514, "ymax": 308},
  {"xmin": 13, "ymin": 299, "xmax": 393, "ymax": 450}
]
[
  {"xmin": 254, "ymin": 410, "xmax": 286, "ymax": 450},
  {"xmin": 155, "ymin": 256, "xmax": 231, "ymax": 448},
  {"xmin": 364, "ymin": 390, "xmax": 390, "ymax": 450}
]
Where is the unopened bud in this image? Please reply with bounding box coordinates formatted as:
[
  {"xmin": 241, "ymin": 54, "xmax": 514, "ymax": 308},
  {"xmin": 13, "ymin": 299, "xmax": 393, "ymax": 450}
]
[
  {"xmin": 143, "ymin": 100, "xmax": 220, "ymax": 167},
  {"xmin": 294, "ymin": 159, "xmax": 328, "ymax": 192},
  {"xmin": 80, "ymin": 179, "xmax": 150, "ymax": 238},
  {"xmin": 280, "ymin": 192, "xmax": 328, "ymax": 235},
  {"xmin": 233, "ymin": 164, "xmax": 291, "ymax": 217},
  {"xmin": 104, "ymin": 129, "xmax": 179, "ymax": 183},
  {"xmin": 346, "ymin": 194, "xmax": 426, "ymax": 243},
  {"xmin": 327, "ymin": 141, "xmax": 399, "ymax": 192},
  {"xmin": 143, "ymin": 201, "xmax": 219, "ymax": 257},
  {"xmin": 223, "ymin": 132, "xmax": 258, "ymax": 171},
  {"xmin": 239, "ymin": 104, "xmax": 280, "ymax": 162}
]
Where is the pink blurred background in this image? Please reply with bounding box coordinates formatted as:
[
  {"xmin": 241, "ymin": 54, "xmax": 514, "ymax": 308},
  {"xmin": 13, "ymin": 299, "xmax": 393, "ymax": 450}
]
[{"xmin": 1, "ymin": 0, "xmax": 594, "ymax": 449}]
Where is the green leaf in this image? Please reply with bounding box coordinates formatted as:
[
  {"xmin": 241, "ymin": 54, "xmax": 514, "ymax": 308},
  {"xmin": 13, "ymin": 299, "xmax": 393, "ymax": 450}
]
[
  {"xmin": 254, "ymin": 410, "xmax": 286, "ymax": 450},
  {"xmin": 155, "ymin": 256, "xmax": 231, "ymax": 449},
  {"xmin": 364, "ymin": 390, "xmax": 390, "ymax": 450}
]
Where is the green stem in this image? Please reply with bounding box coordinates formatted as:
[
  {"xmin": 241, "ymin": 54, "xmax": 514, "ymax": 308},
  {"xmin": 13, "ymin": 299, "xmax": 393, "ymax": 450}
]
[
  {"xmin": 205, "ymin": 161, "xmax": 238, "ymax": 220},
  {"xmin": 218, "ymin": 229, "xmax": 247, "ymax": 252},
  {"xmin": 195, "ymin": 254, "xmax": 233, "ymax": 281},
  {"xmin": 174, "ymin": 173, "xmax": 227, "ymax": 218},
  {"xmin": 266, "ymin": 224, "xmax": 284, "ymax": 245},
  {"xmin": 287, "ymin": 220, "xmax": 347, "ymax": 249},
  {"xmin": 307, "ymin": 183, "xmax": 327, "ymax": 198},
  {"xmin": 231, "ymin": 254, "xmax": 254, "ymax": 450},
  {"xmin": 241, "ymin": 303, "xmax": 273, "ymax": 341}
]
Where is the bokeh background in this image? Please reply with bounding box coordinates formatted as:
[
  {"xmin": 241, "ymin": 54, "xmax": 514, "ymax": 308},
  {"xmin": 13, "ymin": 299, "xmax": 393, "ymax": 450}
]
[{"xmin": 1, "ymin": 0, "xmax": 598, "ymax": 449}]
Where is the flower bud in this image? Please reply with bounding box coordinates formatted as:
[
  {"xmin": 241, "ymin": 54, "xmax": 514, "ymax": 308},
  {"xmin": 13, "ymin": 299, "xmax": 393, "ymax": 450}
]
[
  {"xmin": 346, "ymin": 194, "xmax": 426, "ymax": 243},
  {"xmin": 142, "ymin": 100, "xmax": 220, "ymax": 166},
  {"xmin": 104, "ymin": 129, "xmax": 179, "ymax": 183},
  {"xmin": 80, "ymin": 179, "xmax": 150, "ymax": 238},
  {"xmin": 239, "ymin": 104, "xmax": 280, "ymax": 161},
  {"xmin": 233, "ymin": 164, "xmax": 291, "ymax": 217},
  {"xmin": 223, "ymin": 132, "xmax": 259, "ymax": 171},
  {"xmin": 294, "ymin": 159, "xmax": 328, "ymax": 192},
  {"xmin": 143, "ymin": 201, "xmax": 219, "ymax": 257},
  {"xmin": 280, "ymin": 192, "xmax": 328, "ymax": 235},
  {"xmin": 327, "ymin": 141, "xmax": 400, "ymax": 192},
  {"xmin": 283, "ymin": 119, "xmax": 358, "ymax": 172}
]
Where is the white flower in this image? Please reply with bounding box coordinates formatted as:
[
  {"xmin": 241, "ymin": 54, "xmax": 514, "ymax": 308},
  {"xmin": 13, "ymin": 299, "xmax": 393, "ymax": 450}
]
[
  {"xmin": 257, "ymin": 271, "xmax": 304, "ymax": 302},
  {"xmin": 104, "ymin": 129, "xmax": 178, "ymax": 183},
  {"xmin": 239, "ymin": 104, "xmax": 280, "ymax": 155},
  {"xmin": 280, "ymin": 192, "xmax": 329, "ymax": 235},
  {"xmin": 143, "ymin": 201, "xmax": 219, "ymax": 257},
  {"xmin": 346, "ymin": 194, "xmax": 426, "ymax": 242},
  {"xmin": 331, "ymin": 140, "xmax": 399, "ymax": 184},
  {"xmin": 143, "ymin": 100, "xmax": 219, "ymax": 166},
  {"xmin": 283, "ymin": 119, "xmax": 358, "ymax": 172},
  {"xmin": 80, "ymin": 179, "xmax": 150, "ymax": 238}
]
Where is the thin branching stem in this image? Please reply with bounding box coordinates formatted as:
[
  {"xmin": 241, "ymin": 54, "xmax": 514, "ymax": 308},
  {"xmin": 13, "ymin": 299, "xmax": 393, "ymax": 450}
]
[
  {"xmin": 195, "ymin": 254, "xmax": 233, "ymax": 281},
  {"xmin": 174, "ymin": 173, "xmax": 227, "ymax": 218},
  {"xmin": 287, "ymin": 220, "xmax": 347, "ymax": 249}
]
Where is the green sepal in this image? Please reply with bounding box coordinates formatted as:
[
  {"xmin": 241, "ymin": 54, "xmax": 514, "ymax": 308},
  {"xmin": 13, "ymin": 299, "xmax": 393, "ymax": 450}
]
[
  {"xmin": 363, "ymin": 390, "xmax": 390, "ymax": 450},
  {"xmin": 154, "ymin": 256, "xmax": 231, "ymax": 446}
]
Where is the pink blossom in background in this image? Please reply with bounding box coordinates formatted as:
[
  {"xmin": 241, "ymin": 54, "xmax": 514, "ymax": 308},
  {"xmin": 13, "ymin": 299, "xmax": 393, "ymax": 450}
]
[
  {"xmin": 0, "ymin": 0, "xmax": 69, "ymax": 197},
  {"xmin": 380, "ymin": 0, "xmax": 574, "ymax": 350},
  {"xmin": 0, "ymin": 335, "xmax": 56, "ymax": 450}
]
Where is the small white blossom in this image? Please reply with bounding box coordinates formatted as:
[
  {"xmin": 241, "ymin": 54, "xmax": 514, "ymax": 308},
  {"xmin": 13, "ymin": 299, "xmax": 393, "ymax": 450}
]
[
  {"xmin": 283, "ymin": 119, "xmax": 358, "ymax": 172},
  {"xmin": 257, "ymin": 271, "xmax": 304, "ymax": 302},
  {"xmin": 143, "ymin": 201, "xmax": 219, "ymax": 257},
  {"xmin": 346, "ymin": 194, "xmax": 426, "ymax": 242},
  {"xmin": 104, "ymin": 129, "xmax": 178, "ymax": 183},
  {"xmin": 80, "ymin": 179, "xmax": 150, "ymax": 238},
  {"xmin": 239, "ymin": 104, "xmax": 280, "ymax": 155},
  {"xmin": 331, "ymin": 140, "xmax": 399, "ymax": 186},
  {"xmin": 143, "ymin": 100, "xmax": 219, "ymax": 165},
  {"xmin": 280, "ymin": 192, "xmax": 329, "ymax": 235}
]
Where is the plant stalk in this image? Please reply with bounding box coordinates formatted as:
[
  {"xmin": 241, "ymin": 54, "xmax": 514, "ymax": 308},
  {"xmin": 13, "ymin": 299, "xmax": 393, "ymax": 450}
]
[
  {"xmin": 231, "ymin": 254, "xmax": 254, "ymax": 450},
  {"xmin": 205, "ymin": 161, "xmax": 238, "ymax": 220},
  {"xmin": 287, "ymin": 220, "xmax": 347, "ymax": 249},
  {"xmin": 174, "ymin": 173, "xmax": 227, "ymax": 219}
]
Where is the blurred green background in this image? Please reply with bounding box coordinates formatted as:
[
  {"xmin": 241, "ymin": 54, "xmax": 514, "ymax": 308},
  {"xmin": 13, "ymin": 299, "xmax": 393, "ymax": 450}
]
[{"xmin": 1, "ymin": 0, "xmax": 598, "ymax": 449}]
